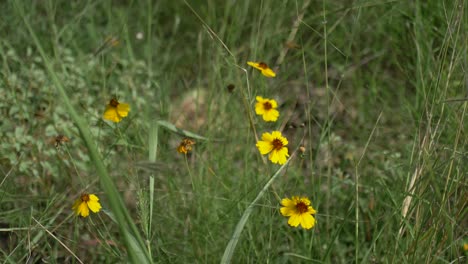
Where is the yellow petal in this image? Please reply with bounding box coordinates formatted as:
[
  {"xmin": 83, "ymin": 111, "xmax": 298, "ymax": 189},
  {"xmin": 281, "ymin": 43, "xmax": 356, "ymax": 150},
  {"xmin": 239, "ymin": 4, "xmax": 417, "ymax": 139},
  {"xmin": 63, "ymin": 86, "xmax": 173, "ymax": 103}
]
[
  {"xmin": 270, "ymin": 148, "xmax": 289, "ymax": 164},
  {"xmin": 177, "ymin": 145, "xmax": 188, "ymax": 154},
  {"xmin": 256, "ymin": 141, "xmax": 274, "ymax": 155},
  {"xmin": 261, "ymin": 68, "xmax": 276, "ymax": 78},
  {"xmin": 87, "ymin": 200, "xmax": 102, "ymax": 213},
  {"xmin": 262, "ymin": 109, "xmax": 279, "ymax": 122},
  {"xmin": 86, "ymin": 194, "xmax": 102, "ymax": 213},
  {"xmin": 247, "ymin": 61, "xmax": 260, "ymax": 70},
  {"xmin": 89, "ymin": 194, "xmax": 100, "ymax": 202},
  {"xmin": 269, "ymin": 99, "xmax": 278, "ymax": 108},
  {"xmin": 299, "ymin": 197, "xmax": 311, "ymax": 205},
  {"xmin": 103, "ymin": 107, "xmax": 122, "ymax": 123},
  {"xmin": 291, "ymin": 196, "xmax": 300, "ymax": 203},
  {"xmin": 287, "ymin": 214, "xmax": 301, "ymax": 227},
  {"xmin": 278, "ymin": 147, "xmax": 290, "ymax": 161},
  {"xmin": 260, "ymin": 132, "xmax": 273, "ymax": 142},
  {"xmin": 117, "ymin": 103, "xmax": 130, "ymax": 117},
  {"xmin": 78, "ymin": 202, "xmax": 90, "ymax": 217},
  {"xmin": 300, "ymin": 214, "xmax": 316, "ymax": 229},
  {"xmin": 255, "ymin": 101, "xmax": 266, "ymax": 115},
  {"xmin": 280, "ymin": 207, "xmax": 294, "ymax": 217},
  {"xmin": 280, "ymin": 198, "xmax": 293, "ymax": 207},
  {"xmin": 308, "ymin": 206, "xmax": 317, "ymax": 214},
  {"xmin": 269, "ymin": 150, "xmax": 281, "ymax": 164}
]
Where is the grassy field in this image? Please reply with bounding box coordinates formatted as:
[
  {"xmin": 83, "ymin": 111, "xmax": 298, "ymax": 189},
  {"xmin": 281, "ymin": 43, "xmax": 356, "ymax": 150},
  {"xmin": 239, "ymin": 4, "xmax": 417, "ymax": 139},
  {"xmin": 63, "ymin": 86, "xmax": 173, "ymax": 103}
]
[{"xmin": 0, "ymin": 0, "xmax": 466, "ymax": 263}]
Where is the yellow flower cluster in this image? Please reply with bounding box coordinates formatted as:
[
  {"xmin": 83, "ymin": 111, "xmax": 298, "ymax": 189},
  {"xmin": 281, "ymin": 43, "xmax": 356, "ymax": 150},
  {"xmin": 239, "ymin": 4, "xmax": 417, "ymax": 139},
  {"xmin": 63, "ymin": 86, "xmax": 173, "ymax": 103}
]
[
  {"xmin": 249, "ymin": 61, "xmax": 287, "ymax": 163},
  {"xmin": 249, "ymin": 60, "xmax": 316, "ymax": 230},
  {"xmin": 69, "ymin": 97, "xmax": 129, "ymax": 218},
  {"xmin": 69, "ymin": 60, "xmax": 316, "ymax": 233}
]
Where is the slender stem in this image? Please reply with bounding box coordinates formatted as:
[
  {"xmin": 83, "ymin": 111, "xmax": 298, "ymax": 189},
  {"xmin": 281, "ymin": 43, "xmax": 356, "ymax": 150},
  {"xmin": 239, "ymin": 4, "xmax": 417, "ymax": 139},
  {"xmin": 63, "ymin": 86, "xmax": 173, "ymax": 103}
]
[{"xmin": 185, "ymin": 154, "xmax": 195, "ymax": 191}]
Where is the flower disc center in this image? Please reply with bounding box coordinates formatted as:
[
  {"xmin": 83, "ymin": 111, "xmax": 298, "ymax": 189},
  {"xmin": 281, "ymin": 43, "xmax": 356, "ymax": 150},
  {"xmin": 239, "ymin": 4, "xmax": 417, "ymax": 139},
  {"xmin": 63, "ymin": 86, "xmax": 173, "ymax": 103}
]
[
  {"xmin": 110, "ymin": 98, "xmax": 119, "ymax": 107},
  {"xmin": 272, "ymin": 138, "xmax": 284, "ymax": 150},
  {"xmin": 258, "ymin": 62, "xmax": 268, "ymax": 69},
  {"xmin": 263, "ymin": 101, "xmax": 272, "ymax": 110},
  {"xmin": 296, "ymin": 202, "xmax": 308, "ymax": 213},
  {"xmin": 81, "ymin": 194, "xmax": 90, "ymax": 202}
]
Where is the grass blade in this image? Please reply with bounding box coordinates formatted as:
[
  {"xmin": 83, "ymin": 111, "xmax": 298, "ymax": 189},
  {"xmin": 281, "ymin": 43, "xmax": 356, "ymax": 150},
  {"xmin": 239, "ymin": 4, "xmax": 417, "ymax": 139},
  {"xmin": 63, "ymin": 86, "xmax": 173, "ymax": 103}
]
[{"xmin": 221, "ymin": 154, "xmax": 295, "ymax": 263}]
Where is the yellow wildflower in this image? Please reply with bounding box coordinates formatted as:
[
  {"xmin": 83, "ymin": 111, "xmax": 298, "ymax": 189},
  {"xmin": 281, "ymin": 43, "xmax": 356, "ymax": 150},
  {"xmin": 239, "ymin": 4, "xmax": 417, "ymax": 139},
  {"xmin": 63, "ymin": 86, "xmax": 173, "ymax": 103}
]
[
  {"xmin": 103, "ymin": 98, "xmax": 130, "ymax": 123},
  {"xmin": 256, "ymin": 131, "xmax": 289, "ymax": 165},
  {"xmin": 255, "ymin": 96, "xmax": 279, "ymax": 122},
  {"xmin": 72, "ymin": 193, "xmax": 102, "ymax": 218},
  {"xmin": 280, "ymin": 196, "xmax": 317, "ymax": 229},
  {"xmin": 247, "ymin": 61, "xmax": 276, "ymax": 78},
  {"xmin": 177, "ymin": 138, "xmax": 196, "ymax": 154}
]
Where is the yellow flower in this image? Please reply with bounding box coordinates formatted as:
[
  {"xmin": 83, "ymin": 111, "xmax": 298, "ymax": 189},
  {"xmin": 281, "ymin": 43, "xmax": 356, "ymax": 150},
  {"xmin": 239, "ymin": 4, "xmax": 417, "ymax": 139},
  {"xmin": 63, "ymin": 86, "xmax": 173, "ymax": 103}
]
[
  {"xmin": 280, "ymin": 196, "xmax": 317, "ymax": 229},
  {"xmin": 464, "ymin": 243, "xmax": 468, "ymax": 251},
  {"xmin": 247, "ymin": 61, "xmax": 276, "ymax": 78},
  {"xmin": 177, "ymin": 138, "xmax": 196, "ymax": 154},
  {"xmin": 72, "ymin": 193, "xmax": 102, "ymax": 217},
  {"xmin": 256, "ymin": 131, "xmax": 289, "ymax": 164},
  {"xmin": 255, "ymin": 96, "xmax": 279, "ymax": 122},
  {"xmin": 103, "ymin": 98, "xmax": 130, "ymax": 123}
]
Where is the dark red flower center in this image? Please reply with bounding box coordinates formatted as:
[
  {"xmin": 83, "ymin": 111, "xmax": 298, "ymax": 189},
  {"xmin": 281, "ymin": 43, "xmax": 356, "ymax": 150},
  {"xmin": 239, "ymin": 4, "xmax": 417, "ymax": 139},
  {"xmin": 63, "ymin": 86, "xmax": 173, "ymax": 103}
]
[
  {"xmin": 296, "ymin": 201, "xmax": 308, "ymax": 213},
  {"xmin": 110, "ymin": 98, "xmax": 119, "ymax": 107},
  {"xmin": 263, "ymin": 101, "xmax": 272, "ymax": 110},
  {"xmin": 81, "ymin": 194, "xmax": 90, "ymax": 202},
  {"xmin": 272, "ymin": 138, "xmax": 284, "ymax": 150},
  {"xmin": 258, "ymin": 62, "xmax": 268, "ymax": 69}
]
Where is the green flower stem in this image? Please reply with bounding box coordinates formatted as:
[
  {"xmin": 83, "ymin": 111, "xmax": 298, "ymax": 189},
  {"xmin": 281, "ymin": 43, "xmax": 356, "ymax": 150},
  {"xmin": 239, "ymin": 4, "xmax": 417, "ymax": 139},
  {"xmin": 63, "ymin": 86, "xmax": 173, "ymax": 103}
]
[{"xmin": 221, "ymin": 150, "xmax": 297, "ymax": 263}]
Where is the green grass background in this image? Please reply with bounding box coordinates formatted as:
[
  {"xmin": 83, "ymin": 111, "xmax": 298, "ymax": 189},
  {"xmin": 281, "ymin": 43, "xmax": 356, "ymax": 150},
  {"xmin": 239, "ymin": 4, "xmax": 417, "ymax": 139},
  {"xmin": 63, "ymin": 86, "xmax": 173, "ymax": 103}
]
[{"xmin": 0, "ymin": 0, "xmax": 466, "ymax": 263}]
